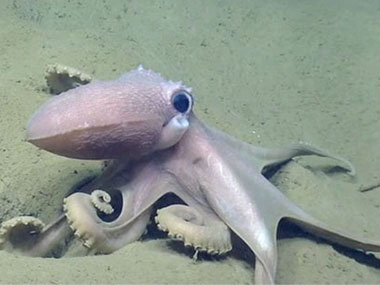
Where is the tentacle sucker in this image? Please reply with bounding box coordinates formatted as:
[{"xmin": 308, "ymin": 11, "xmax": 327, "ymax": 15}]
[
  {"xmin": 155, "ymin": 205, "xmax": 232, "ymax": 255},
  {"xmin": 91, "ymin": 189, "xmax": 114, "ymax": 215}
]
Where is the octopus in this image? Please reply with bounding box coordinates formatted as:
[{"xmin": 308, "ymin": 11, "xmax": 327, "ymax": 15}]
[{"xmin": 1, "ymin": 64, "xmax": 379, "ymax": 284}]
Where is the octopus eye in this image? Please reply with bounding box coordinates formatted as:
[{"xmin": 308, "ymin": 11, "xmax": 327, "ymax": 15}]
[{"xmin": 172, "ymin": 90, "xmax": 193, "ymax": 114}]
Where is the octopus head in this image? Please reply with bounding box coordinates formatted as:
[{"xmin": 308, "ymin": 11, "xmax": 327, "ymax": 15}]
[{"xmin": 26, "ymin": 66, "xmax": 193, "ymax": 160}]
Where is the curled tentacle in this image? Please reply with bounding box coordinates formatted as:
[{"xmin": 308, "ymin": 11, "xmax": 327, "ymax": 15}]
[
  {"xmin": 0, "ymin": 214, "xmax": 71, "ymax": 257},
  {"xmin": 0, "ymin": 216, "xmax": 44, "ymax": 253},
  {"xmin": 155, "ymin": 205, "xmax": 232, "ymax": 255},
  {"xmin": 63, "ymin": 189, "xmax": 151, "ymax": 253},
  {"xmin": 91, "ymin": 189, "xmax": 114, "ymax": 215},
  {"xmin": 45, "ymin": 63, "xmax": 92, "ymax": 94}
]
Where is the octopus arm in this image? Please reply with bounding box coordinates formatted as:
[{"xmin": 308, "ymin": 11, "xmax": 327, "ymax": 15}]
[
  {"xmin": 201, "ymin": 155, "xmax": 379, "ymax": 284},
  {"xmin": 285, "ymin": 213, "xmax": 380, "ymax": 252},
  {"xmin": 202, "ymin": 122, "xmax": 355, "ymax": 175},
  {"xmin": 0, "ymin": 214, "xmax": 71, "ymax": 257},
  {"xmin": 63, "ymin": 168, "xmax": 187, "ymax": 254},
  {"xmin": 248, "ymin": 142, "xmax": 355, "ymax": 175}
]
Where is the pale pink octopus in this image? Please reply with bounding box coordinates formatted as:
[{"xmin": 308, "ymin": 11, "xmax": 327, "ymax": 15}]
[{"xmin": 1, "ymin": 65, "xmax": 379, "ymax": 284}]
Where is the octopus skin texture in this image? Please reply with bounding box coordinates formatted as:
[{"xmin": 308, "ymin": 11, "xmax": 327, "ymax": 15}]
[{"xmin": 1, "ymin": 65, "xmax": 380, "ymax": 284}]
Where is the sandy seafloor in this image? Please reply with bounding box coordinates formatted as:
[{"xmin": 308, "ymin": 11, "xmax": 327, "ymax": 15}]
[{"xmin": 1, "ymin": 0, "xmax": 380, "ymax": 283}]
